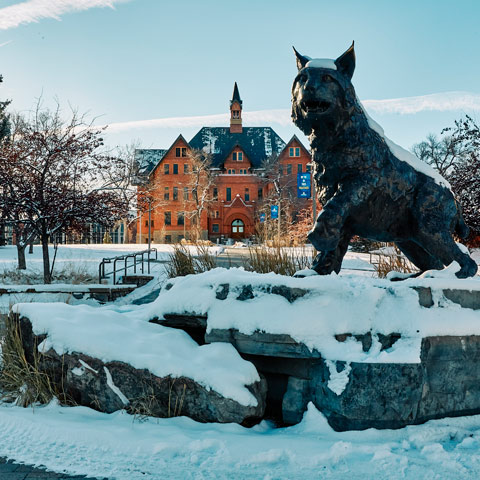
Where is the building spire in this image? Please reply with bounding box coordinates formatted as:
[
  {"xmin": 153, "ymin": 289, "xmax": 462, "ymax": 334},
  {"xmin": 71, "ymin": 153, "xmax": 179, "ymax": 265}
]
[
  {"xmin": 231, "ymin": 82, "xmax": 242, "ymax": 106},
  {"xmin": 230, "ymin": 82, "xmax": 243, "ymax": 133}
]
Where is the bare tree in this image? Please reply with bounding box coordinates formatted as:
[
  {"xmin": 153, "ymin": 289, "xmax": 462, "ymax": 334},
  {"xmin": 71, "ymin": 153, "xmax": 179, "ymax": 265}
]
[
  {"xmin": 0, "ymin": 102, "xmax": 129, "ymax": 282},
  {"xmin": 414, "ymin": 115, "xmax": 480, "ymax": 239},
  {"xmin": 412, "ymin": 133, "xmax": 467, "ymax": 177},
  {"xmin": 183, "ymin": 149, "xmax": 216, "ymax": 240}
]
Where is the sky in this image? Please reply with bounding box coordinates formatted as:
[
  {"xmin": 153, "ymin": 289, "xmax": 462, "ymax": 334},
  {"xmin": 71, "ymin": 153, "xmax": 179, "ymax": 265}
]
[{"xmin": 0, "ymin": 0, "xmax": 479, "ymax": 152}]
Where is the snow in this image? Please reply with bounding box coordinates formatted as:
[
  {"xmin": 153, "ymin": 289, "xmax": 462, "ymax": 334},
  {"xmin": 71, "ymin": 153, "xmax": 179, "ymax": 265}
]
[
  {"xmin": 149, "ymin": 267, "xmax": 480, "ymax": 364},
  {"xmin": 326, "ymin": 360, "xmax": 351, "ymax": 395},
  {"xmin": 1, "ymin": 401, "xmax": 480, "ymax": 479},
  {"xmin": 305, "ymin": 58, "xmax": 337, "ymax": 70},
  {"xmin": 104, "ymin": 366, "xmax": 129, "ymax": 406},
  {"xmin": 15, "ymin": 301, "xmax": 260, "ymax": 407}
]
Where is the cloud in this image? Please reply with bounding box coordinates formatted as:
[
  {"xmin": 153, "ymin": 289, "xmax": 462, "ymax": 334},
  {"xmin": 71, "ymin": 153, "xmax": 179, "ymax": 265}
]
[
  {"xmin": 0, "ymin": 0, "xmax": 131, "ymax": 30},
  {"xmin": 103, "ymin": 91, "xmax": 480, "ymax": 133},
  {"xmin": 362, "ymin": 91, "xmax": 480, "ymax": 115},
  {"xmin": 0, "ymin": 40, "xmax": 12, "ymax": 47}
]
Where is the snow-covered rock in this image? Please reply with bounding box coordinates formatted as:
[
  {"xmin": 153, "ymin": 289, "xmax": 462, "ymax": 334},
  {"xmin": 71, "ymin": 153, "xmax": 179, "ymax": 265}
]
[{"xmin": 12, "ymin": 310, "xmax": 267, "ymax": 424}]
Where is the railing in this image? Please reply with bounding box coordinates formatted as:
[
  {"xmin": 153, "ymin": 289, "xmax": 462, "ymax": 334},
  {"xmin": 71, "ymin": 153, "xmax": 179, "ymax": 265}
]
[{"xmin": 98, "ymin": 248, "xmax": 158, "ymax": 284}]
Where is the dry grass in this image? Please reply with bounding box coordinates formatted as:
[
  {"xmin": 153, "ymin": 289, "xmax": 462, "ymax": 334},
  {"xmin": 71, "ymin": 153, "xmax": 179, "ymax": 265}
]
[
  {"xmin": 0, "ymin": 314, "xmax": 56, "ymax": 406},
  {"xmin": 0, "ymin": 262, "xmax": 96, "ymax": 285},
  {"xmin": 372, "ymin": 244, "xmax": 416, "ymax": 278},
  {"xmin": 246, "ymin": 246, "xmax": 314, "ymax": 276},
  {"xmin": 127, "ymin": 377, "xmax": 187, "ymax": 422},
  {"xmin": 165, "ymin": 243, "xmax": 217, "ymax": 278}
]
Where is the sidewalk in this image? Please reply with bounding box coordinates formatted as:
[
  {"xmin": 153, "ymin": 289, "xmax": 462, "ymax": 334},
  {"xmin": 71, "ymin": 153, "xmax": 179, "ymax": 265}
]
[{"xmin": 0, "ymin": 457, "xmax": 106, "ymax": 479}]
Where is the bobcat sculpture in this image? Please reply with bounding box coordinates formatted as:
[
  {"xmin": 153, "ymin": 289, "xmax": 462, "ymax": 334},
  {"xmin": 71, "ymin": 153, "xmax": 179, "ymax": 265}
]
[{"xmin": 291, "ymin": 43, "xmax": 477, "ymax": 278}]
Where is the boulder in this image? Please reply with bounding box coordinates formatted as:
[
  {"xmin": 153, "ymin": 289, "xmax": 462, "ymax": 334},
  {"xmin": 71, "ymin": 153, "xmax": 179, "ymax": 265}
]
[{"xmin": 16, "ymin": 315, "xmax": 267, "ymax": 425}]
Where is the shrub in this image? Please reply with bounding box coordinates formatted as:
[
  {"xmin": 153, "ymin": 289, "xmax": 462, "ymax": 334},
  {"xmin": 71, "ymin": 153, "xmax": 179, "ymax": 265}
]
[
  {"xmin": 165, "ymin": 243, "xmax": 218, "ymax": 278},
  {"xmin": 246, "ymin": 246, "xmax": 314, "ymax": 276},
  {"xmin": 371, "ymin": 244, "xmax": 416, "ymax": 278}
]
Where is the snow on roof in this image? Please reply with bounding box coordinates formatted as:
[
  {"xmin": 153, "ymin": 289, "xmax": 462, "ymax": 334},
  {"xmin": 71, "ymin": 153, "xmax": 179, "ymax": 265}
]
[
  {"xmin": 14, "ymin": 302, "xmax": 260, "ymax": 407},
  {"xmin": 189, "ymin": 127, "xmax": 286, "ymax": 168},
  {"xmin": 305, "ymin": 58, "xmax": 337, "ymax": 70},
  {"xmin": 135, "ymin": 149, "xmax": 168, "ymax": 175}
]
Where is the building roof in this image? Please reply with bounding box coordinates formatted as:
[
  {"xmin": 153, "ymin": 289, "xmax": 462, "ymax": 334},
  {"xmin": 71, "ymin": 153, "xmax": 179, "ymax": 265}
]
[
  {"xmin": 231, "ymin": 82, "xmax": 242, "ymax": 107},
  {"xmin": 135, "ymin": 148, "xmax": 168, "ymax": 175},
  {"xmin": 189, "ymin": 127, "xmax": 286, "ymax": 169}
]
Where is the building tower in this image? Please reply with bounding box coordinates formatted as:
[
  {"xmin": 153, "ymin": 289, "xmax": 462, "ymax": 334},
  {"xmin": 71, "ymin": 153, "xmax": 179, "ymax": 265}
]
[{"xmin": 230, "ymin": 82, "xmax": 243, "ymax": 134}]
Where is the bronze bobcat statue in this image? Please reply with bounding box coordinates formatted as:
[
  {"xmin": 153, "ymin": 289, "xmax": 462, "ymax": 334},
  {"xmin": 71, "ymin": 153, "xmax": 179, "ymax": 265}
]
[{"xmin": 291, "ymin": 43, "xmax": 477, "ymax": 278}]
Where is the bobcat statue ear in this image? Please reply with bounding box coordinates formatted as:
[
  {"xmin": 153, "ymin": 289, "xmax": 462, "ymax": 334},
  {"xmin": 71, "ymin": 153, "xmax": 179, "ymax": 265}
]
[
  {"xmin": 293, "ymin": 46, "xmax": 309, "ymax": 71},
  {"xmin": 335, "ymin": 41, "xmax": 355, "ymax": 79}
]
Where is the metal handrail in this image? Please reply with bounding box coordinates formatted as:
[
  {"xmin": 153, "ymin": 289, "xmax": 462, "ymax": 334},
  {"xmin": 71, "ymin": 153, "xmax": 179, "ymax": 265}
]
[{"xmin": 98, "ymin": 248, "xmax": 158, "ymax": 284}]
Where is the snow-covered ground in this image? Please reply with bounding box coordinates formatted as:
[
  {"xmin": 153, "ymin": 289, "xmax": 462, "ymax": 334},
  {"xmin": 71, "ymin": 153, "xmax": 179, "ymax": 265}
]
[
  {"xmin": 0, "ymin": 244, "xmax": 224, "ymax": 284},
  {"xmin": 2, "ymin": 243, "xmax": 480, "ymax": 479},
  {"xmin": 1, "ymin": 401, "xmax": 480, "ymax": 479}
]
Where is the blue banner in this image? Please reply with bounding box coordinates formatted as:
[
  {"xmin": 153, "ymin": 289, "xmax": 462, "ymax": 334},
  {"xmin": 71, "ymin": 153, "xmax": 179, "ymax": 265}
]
[
  {"xmin": 297, "ymin": 173, "xmax": 311, "ymax": 198},
  {"xmin": 259, "ymin": 212, "xmax": 266, "ymax": 223},
  {"xmin": 271, "ymin": 205, "xmax": 279, "ymax": 219}
]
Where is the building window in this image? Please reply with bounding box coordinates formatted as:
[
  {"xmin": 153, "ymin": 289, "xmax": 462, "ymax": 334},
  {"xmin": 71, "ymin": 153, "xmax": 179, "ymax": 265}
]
[
  {"xmin": 245, "ymin": 188, "xmax": 250, "ymax": 202},
  {"xmin": 306, "ymin": 164, "xmax": 312, "ymax": 172},
  {"xmin": 212, "ymin": 223, "xmax": 219, "ymax": 233},
  {"xmin": 164, "ymin": 211, "xmax": 171, "ymax": 226},
  {"xmin": 176, "ymin": 147, "xmax": 187, "ymax": 157},
  {"xmin": 164, "ymin": 164, "xmax": 169, "ymax": 175},
  {"xmin": 258, "ymin": 188, "xmax": 263, "ymax": 200},
  {"xmin": 228, "ymin": 169, "xmax": 236, "ymax": 174},
  {"xmin": 287, "ymin": 164, "xmax": 292, "ymax": 175},
  {"xmin": 233, "ymin": 110, "xmax": 240, "ymax": 119},
  {"xmin": 145, "ymin": 220, "xmax": 148, "ymax": 227},
  {"xmin": 165, "ymin": 235, "xmax": 172, "ymax": 243},
  {"xmin": 173, "ymin": 187, "xmax": 178, "ymax": 200},
  {"xmin": 164, "ymin": 187, "xmax": 169, "ymax": 200},
  {"xmin": 150, "ymin": 220, "xmax": 154, "ymax": 227},
  {"xmin": 177, "ymin": 212, "xmax": 184, "ymax": 226},
  {"xmin": 289, "ymin": 147, "xmax": 300, "ymax": 157},
  {"xmin": 215, "ymin": 210, "xmax": 219, "ymax": 218},
  {"xmin": 173, "ymin": 164, "xmax": 178, "ymax": 174},
  {"xmin": 184, "ymin": 164, "xmax": 189, "ymax": 174},
  {"xmin": 213, "ymin": 188, "xmax": 218, "ymax": 200},
  {"xmin": 232, "ymin": 152, "xmax": 237, "ymax": 161},
  {"xmin": 298, "ymin": 163, "xmax": 302, "ymax": 173},
  {"xmin": 183, "ymin": 187, "xmax": 189, "ymax": 200},
  {"xmin": 226, "ymin": 187, "xmax": 231, "ymax": 202}
]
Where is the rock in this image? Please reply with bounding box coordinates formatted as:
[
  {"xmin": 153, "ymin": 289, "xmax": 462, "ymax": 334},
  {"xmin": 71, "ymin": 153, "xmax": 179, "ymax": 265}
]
[{"xmin": 17, "ymin": 316, "xmax": 267, "ymax": 425}]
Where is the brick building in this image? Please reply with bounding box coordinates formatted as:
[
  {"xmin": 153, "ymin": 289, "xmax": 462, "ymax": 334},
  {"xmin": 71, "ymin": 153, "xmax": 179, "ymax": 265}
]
[{"xmin": 135, "ymin": 84, "xmax": 311, "ymax": 243}]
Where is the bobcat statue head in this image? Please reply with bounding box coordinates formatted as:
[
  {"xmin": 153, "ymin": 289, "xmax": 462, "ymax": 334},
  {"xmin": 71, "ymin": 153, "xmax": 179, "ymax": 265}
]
[{"xmin": 291, "ymin": 42, "xmax": 357, "ymax": 139}]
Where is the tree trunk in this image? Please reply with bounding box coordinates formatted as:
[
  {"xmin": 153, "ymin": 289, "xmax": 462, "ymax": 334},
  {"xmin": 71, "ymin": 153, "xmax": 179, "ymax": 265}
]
[
  {"xmin": 16, "ymin": 243, "xmax": 27, "ymax": 270},
  {"xmin": 41, "ymin": 232, "xmax": 51, "ymax": 284},
  {"xmin": 28, "ymin": 242, "xmax": 34, "ymax": 254}
]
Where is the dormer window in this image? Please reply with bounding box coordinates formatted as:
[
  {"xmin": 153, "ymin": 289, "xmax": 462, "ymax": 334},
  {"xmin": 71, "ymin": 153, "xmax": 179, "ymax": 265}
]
[
  {"xmin": 232, "ymin": 110, "xmax": 240, "ymax": 119},
  {"xmin": 289, "ymin": 147, "xmax": 300, "ymax": 157},
  {"xmin": 176, "ymin": 147, "xmax": 187, "ymax": 157},
  {"xmin": 232, "ymin": 152, "xmax": 243, "ymax": 161}
]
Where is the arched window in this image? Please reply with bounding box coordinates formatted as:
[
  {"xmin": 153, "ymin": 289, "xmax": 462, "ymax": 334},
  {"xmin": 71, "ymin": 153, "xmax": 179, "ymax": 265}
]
[{"xmin": 231, "ymin": 219, "xmax": 244, "ymax": 233}]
